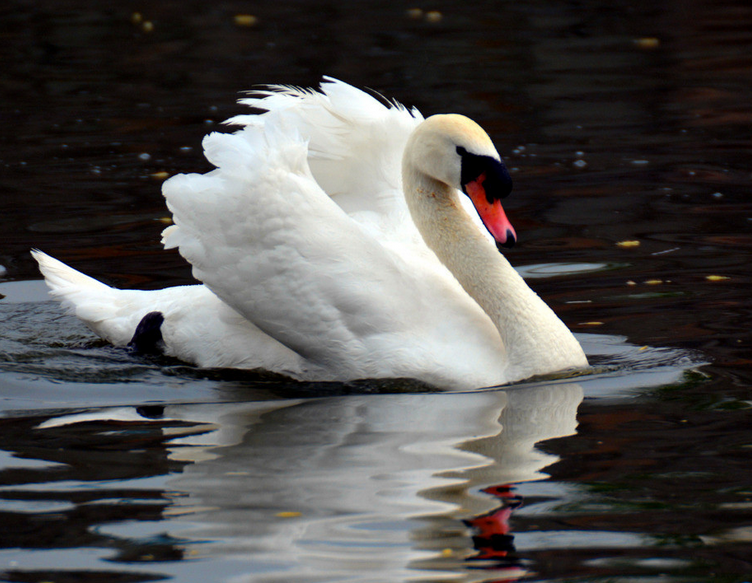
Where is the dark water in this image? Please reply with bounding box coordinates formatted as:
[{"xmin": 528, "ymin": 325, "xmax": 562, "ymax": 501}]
[{"xmin": 1, "ymin": 0, "xmax": 751, "ymax": 581}]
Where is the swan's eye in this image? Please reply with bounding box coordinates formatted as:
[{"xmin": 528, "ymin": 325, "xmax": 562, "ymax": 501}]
[{"xmin": 457, "ymin": 146, "xmax": 513, "ymax": 203}]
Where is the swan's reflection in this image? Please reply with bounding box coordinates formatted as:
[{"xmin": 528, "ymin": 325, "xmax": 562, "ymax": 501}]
[{"xmin": 161, "ymin": 382, "xmax": 582, "ymax": 582}]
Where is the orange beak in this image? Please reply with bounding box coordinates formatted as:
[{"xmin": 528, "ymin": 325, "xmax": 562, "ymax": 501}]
[{"xmin": 465, "ymin": 173, "xmax": 517, "ymax": 248}]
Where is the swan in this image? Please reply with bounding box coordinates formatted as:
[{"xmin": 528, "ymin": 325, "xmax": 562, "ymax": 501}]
[{"xmin": 33, "ymin": 77, "xmax": 587, "ymax": 389}]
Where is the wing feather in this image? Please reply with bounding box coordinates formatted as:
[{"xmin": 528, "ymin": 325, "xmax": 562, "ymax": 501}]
[
  {"xmin": 163, "ymin": 123, "xmax": 423, "ymax": 374},
  {"xmin": 227, "ymin": 78, "xmax": 424, "ymax": 227}
]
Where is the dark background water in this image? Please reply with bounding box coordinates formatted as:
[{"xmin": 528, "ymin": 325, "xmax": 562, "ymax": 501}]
[{"xmin": 1, "ymin": 0, "xmax": 751, "ymax": 581}]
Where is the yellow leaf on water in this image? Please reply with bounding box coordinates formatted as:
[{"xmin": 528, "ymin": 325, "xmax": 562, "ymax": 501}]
[
  {"xmin": 644, "ymin": 279, "xmax": 663, "ymax": 285},
  {"xmin": 276, "ymin": 511, "xmax": 302, "ymax": 518},
  {"xmin": 634, "ymin": 37, "xmax": 660, "ymax": 49},
  {"xmin": 234, "ymin": 14, "xmax": 258, "ymax": 27},
  {"xmin": 706, "ymin": 275, "xmax": 730, "ymax": 281},
  {"xmin": 616, "ymin": 240, "xmax": 640, "ymax": 248},
  {"xmin": 580, "ymin": 321, "xmax": 604, "ymax": 327}
]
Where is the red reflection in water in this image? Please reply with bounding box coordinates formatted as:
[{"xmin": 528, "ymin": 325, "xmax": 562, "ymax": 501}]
[{"xmin": 465, "ymin": 485, "xmax": 525, "ymax": 580}]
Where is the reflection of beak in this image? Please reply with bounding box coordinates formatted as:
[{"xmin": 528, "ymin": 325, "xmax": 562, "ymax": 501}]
[{"xmin": 465, "ymin": 173, "xmax": 517, "ymax": 249}]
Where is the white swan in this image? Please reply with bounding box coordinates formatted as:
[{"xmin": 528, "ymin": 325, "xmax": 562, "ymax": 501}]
[{"xmin": 33, "ymin": 78, "xmax": 587, "ymax": 389}]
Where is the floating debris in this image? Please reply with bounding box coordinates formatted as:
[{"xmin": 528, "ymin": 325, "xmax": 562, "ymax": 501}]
[
  {"xmin": 151, "ymin": 171, "xmax": 170, "ymax": 180},
  {"xmin": 142, "ymin": 21, "xmax": 154, "ymax": 33},
  {"xmin": 617, "ymin": 240, "xmax": 640, "ymax": 248},
  {"xmin": 580, "ymin": 321, "xmax": 604, "ymax": 327},
  {"xmin": 644, "ymin": 279, "xmax": 663, "ymax": 285},
  {"xmin": 157, "ymin": 217, "xmax": 173, "ymax": 225},
  {"xmin": 425, "ymin": 10, "xmax": 443, "ymax": 23},
  {"xmin": 131, "ymin": 12, "xmax": 143, "ymax": 24},
  {"xmin": 634, "ymin": 37, "xmax": 660, "ymax": 49},
  {"xmin": 706, "ymin": 275, "xmax": 730, "ymax": 281},
  {"xmin": 406, "ymin": 8, "xmax": 423, "ymax": 19},
  {"xmin": 234, "ymin": 14, "xmax": 258, "ymax": 27},
  {"xmin": 276, "ymin": 511, "xmax": 302, "ymax": 518}
]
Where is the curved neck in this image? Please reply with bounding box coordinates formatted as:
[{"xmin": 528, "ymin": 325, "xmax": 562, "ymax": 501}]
[{"xmin": 403, "ymin": 168, "xmax": 586, "ymax": 378}]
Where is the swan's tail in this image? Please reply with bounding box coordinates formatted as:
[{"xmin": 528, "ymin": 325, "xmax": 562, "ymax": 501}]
[{"xmin": 32, "ymin": 250, "xmax": 145, "ymax": 346}]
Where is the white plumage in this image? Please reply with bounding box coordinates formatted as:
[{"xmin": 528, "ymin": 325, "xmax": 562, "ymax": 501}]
[{"xmin": 34, "ymin": 78, "xmax": 587, "ymax": 389}]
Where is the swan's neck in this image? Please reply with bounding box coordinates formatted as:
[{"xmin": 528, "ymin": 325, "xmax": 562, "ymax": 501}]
[{"xmin": 403, "ymin": 171, "xmax": 586, "ymax": 378}]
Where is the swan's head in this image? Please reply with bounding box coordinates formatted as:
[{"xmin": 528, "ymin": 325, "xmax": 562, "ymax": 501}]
[{"xmin": 404, "ymin": 114, "xmax": 516, "ymax": 249}]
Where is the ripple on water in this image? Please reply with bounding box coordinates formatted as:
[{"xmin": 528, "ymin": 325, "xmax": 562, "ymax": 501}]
[{"xmin": 516, "ymin": 261, "xmax": 628, "ymax": 279}]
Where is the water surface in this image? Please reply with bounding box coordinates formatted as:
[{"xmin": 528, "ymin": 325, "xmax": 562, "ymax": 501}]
[{"xmin": 1, "ymin": 0, "xmax": 751, "ymax": 581}]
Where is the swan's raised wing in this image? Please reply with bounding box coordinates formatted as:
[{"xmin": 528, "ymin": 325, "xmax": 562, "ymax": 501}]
[
  {"xmin": 226, "ymin": 78, "xmax": 424, "ymax": 242},
  {"xmin": 162, "ymin": 124, "xmax": 440, "ymax": 377}
]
